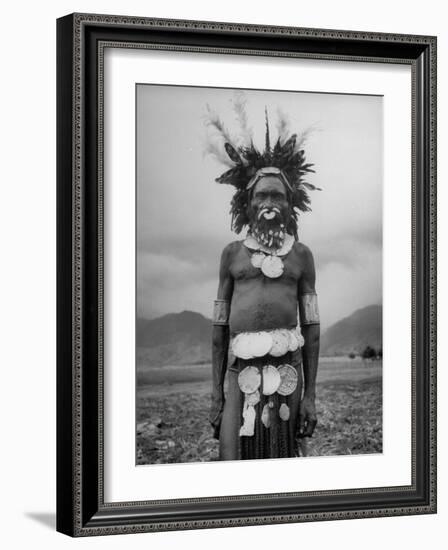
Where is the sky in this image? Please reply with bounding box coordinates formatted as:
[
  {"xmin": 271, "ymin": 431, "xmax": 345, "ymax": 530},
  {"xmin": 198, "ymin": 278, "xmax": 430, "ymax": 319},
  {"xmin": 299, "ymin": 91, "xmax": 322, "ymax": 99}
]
[{"xmin": 136, "ymin": 84, "xmax": 383, "ymax": 330}]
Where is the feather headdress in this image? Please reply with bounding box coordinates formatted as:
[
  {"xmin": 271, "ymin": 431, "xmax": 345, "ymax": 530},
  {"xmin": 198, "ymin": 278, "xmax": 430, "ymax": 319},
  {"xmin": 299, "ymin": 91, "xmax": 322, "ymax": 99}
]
[{"xmin": 204, "ymin": 96, "xmax": 320, "ymax": 239}]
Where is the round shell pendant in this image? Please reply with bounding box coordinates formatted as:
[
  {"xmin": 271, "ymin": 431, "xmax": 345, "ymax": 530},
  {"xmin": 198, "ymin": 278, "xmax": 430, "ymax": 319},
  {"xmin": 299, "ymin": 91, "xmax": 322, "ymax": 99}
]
[
  {"xmin": 279, "ymin": 403, "xmax": 290, "ymax": 421},
  {"xmin": 261, "ymin": 255, "xmax": 284, "ymax": 278},
  {"xmin": 262, "ymin": 365, "xmax": 281, "ymax": 395},
  {"xmin": 261, "ymin": 404, "xmax": 271, "ymax": 428},
  {"xmin": 238, "ymin": 366, "xmax": 261, "ymax": 394},
  {"xmin": 248, "ymin": 331, "xmax": 273, "ymax": 358},
  {"xmin": 269, "ymin": 329, "xmax": 290, "ymax": 357},
  {"xmin": 251, "ymin": 252, "xmax": 265, "ymax": 269},
  {"xmin": 277, "ymin": 364, "xmax": 298, "ymax": 396},
  {"xmin": 232, "ymin": 333, "xmax": 253, "ymax": 360}
]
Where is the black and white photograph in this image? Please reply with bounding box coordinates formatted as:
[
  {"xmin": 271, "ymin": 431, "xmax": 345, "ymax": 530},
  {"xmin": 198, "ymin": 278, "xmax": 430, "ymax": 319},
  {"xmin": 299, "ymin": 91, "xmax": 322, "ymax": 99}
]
[
  {"xmin": 1, "ymin": 0, "xmax": 441, "ymax": 545},
  {"xmin": 136, "ymin": 85, "xmax": 383, "ymax": 465}
]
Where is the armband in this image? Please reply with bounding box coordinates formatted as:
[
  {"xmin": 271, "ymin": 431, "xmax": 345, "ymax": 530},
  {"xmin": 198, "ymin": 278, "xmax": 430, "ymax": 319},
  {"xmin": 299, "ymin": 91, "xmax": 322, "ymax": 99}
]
[
  {"xmin": 213, "ymin": 300, "xmax": 230, "ymax": 326},
  {"xmin": 298, "ymin": 293, "xmax": 320, "ymax": 325}
]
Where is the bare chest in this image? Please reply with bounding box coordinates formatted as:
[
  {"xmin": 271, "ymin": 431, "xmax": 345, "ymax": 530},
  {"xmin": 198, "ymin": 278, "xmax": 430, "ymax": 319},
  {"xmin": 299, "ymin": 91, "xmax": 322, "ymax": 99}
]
[{"xmin": 230, "ymin": 244, "xmax": 302, "ymax": 284}]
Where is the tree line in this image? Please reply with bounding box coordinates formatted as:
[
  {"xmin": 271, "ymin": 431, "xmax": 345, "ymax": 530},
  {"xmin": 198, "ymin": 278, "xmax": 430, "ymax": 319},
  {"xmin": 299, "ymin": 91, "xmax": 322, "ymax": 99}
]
[{"xmin": 348, "ymin": 346, "xmax": 382, "ymax": 360}]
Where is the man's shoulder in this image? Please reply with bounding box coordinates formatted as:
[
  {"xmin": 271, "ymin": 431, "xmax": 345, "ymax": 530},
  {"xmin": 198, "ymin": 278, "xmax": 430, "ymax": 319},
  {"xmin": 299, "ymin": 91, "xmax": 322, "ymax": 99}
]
[
  {"xmin": 290, "ymin": 241, "xmax": 316, "ymax": 277},
  {"xmin": 292, "ymin": 240, "xmax": 313, "ymax": 257},
  {"xmin": 221, "ymin": 240, "xmax": 244, "ymax": 257},
  {"xmin": 291, "ymin": 241, "xmax": 315, "ymax": 271}
]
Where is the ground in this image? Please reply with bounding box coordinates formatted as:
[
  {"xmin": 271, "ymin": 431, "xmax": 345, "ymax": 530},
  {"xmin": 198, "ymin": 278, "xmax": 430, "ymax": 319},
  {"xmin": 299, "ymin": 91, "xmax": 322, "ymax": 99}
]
[{"xmin": 136, "ymin": 359, "xmax": 382, "ymax": 464}]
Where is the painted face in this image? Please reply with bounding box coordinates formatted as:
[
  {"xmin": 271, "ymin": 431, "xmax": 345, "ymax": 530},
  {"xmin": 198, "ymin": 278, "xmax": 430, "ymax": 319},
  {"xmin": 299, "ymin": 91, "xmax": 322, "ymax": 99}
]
[{"xmin": 248, "ymin": 176, "xmax": 291, "ymax": 249}]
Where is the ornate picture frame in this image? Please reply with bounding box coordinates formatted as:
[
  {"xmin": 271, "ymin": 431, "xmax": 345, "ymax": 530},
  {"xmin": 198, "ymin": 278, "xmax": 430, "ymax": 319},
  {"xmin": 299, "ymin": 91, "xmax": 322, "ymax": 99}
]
[{"xmin": 56, "ymin": 13, "xmax": 436, "ymax": 536}]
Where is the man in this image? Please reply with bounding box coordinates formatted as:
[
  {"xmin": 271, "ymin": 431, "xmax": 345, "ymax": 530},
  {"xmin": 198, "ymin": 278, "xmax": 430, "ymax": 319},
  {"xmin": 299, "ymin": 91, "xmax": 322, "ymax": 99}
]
[{"xmin": 207, "ymin": 110, "xmax": 320, "ymax": 460}]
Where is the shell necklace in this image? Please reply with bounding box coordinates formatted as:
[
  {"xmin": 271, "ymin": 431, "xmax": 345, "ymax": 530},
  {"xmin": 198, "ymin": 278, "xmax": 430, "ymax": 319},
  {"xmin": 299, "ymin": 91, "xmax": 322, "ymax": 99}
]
[{"xmin": 243, "ymin": 231, "xmax": 295, "ymax": 279}]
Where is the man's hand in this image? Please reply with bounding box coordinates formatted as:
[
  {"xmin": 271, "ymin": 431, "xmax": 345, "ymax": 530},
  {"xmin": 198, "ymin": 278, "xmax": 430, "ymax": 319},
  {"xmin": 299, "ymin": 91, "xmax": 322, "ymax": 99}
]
[
  {"xmin": 209, "ymin": 394, "xmax": 225, "ymax": 440},
  {"xmin": 298, "ymin": 395, "xmax": 317, "ymax": 437}
]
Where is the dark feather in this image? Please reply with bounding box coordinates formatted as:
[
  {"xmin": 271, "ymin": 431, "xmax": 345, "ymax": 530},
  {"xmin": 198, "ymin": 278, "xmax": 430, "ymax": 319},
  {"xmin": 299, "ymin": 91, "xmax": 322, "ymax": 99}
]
[
  {"xmin": 265, "ymin": 107, "xmax": 271, "ymax": 154},
  {"xmin": 300, "ymin": 163, "xmax": 315, "ymax": 172},
  {"xmin": 281, "ymin": 134, "xmax": 297, "ymax": 156},
  {"xmin": 224, "ymin": 142, "xmax": 242, "ymax": 164},
  {"xmin": 300, "ymin": 181, "xmax": 322, "ymax": 191},
  {"xmin": 215, "ymin": 167, "xmax": 239, "ymax": 184},
  {"xmin": 272, "ymin": 137, "xmax": 283, "ymax": 158},
  {"xmin": 241, "ymin": 142, "xmax": 261, "ymax": 165}
]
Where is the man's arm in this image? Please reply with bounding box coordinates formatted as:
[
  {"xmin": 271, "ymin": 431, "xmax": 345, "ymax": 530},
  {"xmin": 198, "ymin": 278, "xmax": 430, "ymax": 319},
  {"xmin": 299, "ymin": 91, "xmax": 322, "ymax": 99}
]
[
  {"xmin": 297, "ymin": 246, "xmax": 320, "ymax": 437},
  {"xmin": 209, "ymin": 244, "xmax": 234, "ymax": 439}
]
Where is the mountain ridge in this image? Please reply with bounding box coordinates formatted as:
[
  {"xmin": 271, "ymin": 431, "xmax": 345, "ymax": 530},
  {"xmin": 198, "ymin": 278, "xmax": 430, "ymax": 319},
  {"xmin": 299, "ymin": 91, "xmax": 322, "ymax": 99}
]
[
  {"xmin": 320, "ymin": 304, "xmax": 382, "ymax": 356},
  {"xmin": 137, "ymin": 310, "xmax": 212, "ymax": 367}
]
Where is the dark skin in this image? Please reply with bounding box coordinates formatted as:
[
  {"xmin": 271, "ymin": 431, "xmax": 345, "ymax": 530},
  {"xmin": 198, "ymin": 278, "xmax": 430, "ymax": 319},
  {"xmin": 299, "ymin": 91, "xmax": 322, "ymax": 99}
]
[{"xmin": 210, "ymin": 177, "xmax": 320, "ymax": 459}]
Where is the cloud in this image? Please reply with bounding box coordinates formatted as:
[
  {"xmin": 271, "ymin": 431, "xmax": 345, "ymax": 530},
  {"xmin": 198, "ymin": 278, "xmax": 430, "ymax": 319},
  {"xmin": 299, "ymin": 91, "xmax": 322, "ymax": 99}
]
[
  {"xmin": 138, "ymin": 251, "xmax": 217, "ymax": 290},
  {"xmin": 313, "ymin": 228, "xmax": 382, "ymax": 270},
  {"xmin": 317, "ymin": 250, "xmax": 382, "ymax": 328}
]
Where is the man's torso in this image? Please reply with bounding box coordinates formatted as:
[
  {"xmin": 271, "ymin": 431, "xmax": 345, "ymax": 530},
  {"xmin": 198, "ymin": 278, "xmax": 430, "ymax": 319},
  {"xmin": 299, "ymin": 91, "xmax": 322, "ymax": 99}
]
[{"xmin": 227, "ymin": 240, "xmax": 306, "ymax": 334}]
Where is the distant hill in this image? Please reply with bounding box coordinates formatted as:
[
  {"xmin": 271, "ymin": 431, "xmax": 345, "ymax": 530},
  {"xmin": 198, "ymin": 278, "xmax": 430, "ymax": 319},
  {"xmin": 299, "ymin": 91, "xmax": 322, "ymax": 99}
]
[
  {"xmin": 320, "ymin": 305, "xmax": 382, "ymax": 356},
  {"xmin": 137, "ymin": 311, "xmax": 212, "ymax": 367},
  {"xmin": 137, "ymin": 305, "xmax": 382, "ymax": 366}
]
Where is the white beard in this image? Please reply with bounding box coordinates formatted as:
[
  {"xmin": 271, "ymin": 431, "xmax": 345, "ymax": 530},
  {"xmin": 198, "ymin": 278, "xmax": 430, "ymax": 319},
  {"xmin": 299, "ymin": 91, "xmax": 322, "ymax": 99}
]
[{"xmin": 251, "ymin": 222, "xmax": 285, "ymax": 250}]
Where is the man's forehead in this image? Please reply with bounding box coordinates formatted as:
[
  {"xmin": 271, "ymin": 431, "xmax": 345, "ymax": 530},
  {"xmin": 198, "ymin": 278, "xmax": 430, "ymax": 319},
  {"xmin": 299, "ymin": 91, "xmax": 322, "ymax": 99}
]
[{"xmin": 252, "ymin": 176, "xmax": 288, "ymax": 194}]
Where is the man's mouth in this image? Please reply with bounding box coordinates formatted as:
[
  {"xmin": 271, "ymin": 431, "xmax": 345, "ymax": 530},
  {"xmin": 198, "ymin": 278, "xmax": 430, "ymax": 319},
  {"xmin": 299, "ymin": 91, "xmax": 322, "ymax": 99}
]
[{"xmin": 258, "ymin": 207, "xmax": 280, "ymax": 221}]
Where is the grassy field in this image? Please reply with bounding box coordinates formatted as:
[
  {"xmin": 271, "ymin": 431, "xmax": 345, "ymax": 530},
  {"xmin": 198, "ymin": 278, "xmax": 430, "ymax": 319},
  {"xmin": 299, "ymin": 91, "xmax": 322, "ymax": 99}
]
[{"xmin": 136, "ymin": 359, "xmax": 382, "ymax": 464}]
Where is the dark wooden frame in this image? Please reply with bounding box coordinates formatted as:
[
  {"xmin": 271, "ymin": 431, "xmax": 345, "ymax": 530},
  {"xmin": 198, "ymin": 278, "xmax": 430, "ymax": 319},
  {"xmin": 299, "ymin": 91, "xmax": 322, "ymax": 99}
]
[{"xmin": 57, "ymin": 13, "xmax": 437, "ymax": 537}]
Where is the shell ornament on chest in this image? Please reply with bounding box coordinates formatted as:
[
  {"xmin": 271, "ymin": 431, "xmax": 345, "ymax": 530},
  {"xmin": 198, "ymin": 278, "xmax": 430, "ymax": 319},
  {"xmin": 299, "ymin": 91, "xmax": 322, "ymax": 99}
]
[{"xmin": 244, "ymin": 232, "xmax": 295, "ymax": 279}]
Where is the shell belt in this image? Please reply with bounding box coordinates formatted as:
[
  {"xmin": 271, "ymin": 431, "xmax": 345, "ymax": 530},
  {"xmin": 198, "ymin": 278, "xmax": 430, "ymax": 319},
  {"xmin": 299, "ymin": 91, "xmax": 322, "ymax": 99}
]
[{"xmin": 231, "ymin": 326, "xmax": 304, "ymax": 360}]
